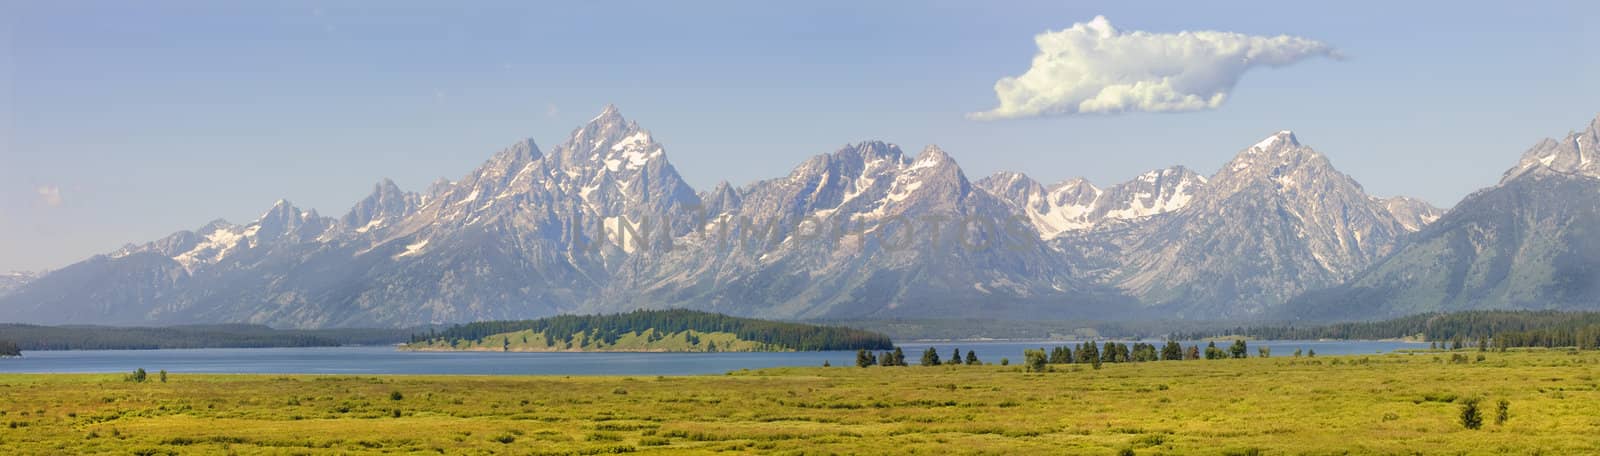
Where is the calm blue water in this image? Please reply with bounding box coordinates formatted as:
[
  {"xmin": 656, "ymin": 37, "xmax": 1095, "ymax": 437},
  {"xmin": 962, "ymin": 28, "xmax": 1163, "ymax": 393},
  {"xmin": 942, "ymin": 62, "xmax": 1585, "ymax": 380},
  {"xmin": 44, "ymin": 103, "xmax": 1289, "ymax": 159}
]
[{"xmin": 0, "ymin": 340, "xmax": 1424, "ymax": 376}]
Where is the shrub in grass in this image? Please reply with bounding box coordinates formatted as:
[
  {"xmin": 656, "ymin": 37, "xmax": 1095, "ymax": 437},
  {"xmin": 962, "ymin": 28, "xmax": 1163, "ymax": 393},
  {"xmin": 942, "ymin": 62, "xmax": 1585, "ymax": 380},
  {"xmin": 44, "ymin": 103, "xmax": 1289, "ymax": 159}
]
[
  {"xmin": 1495, "ymin": 399, "xmax": 1510, "ymax": 425},
  {"xmin": 1459, "ymin": 398, "xmax": 1483, "ymax": 430},
  {"xmin": 390, "ymin": 391, "xmax": 404, "ymax": 401},
  {"xmin": 639, "ymin": 436, "xmax": 670, "ymax": 446},
  {"xmin": 1023, "ymin": 349, "xmax": 1048, "ymax": 373},
  {"xmin": 587, "ymin": 432, "xmax": 623, "ymax": 442}
]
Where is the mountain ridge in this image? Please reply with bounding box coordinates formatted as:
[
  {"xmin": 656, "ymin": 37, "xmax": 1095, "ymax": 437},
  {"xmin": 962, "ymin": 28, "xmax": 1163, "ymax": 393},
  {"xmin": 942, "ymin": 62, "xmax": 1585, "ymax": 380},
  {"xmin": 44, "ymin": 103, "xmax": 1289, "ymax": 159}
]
[{"xmin": 6, "ymin": 107, "xmax": 1595, "ymax": 327}]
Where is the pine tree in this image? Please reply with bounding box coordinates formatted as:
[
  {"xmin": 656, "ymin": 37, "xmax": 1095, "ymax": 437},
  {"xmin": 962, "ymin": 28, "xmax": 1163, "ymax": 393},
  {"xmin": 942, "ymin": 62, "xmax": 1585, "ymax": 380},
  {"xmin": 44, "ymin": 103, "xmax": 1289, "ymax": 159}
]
[
  {"xmin": 856, "ymin": 349, "xmax": 876, "ymax": 368},
  {"xmin": 965, "ymin": 350, "xmax": 979, "ymax": 365},
  {"xmin": 921, "ymin": 347, "xmax": 942, "ymax": 366},
  {"xmin": 1079, "ymin": 342, "xmax": 1100, "ymax": 364},
  {"xmin": 1186, "ymin": 345, "xmax": 1200, "ymax": 360},
  {"xmin": 950, "ymin": 348, "xmax": 963, "ymax": 365},
  {"xmin": 1162, "ymin": 341, "xmax": 1183, "ymax": 361},
  {"xmin": 893, "ymin": 347, "xmax": 907, "ymax": 366},
  {"xmin": 1229, "ymin": 339, "xmax": 1248, "ymax": 359}
]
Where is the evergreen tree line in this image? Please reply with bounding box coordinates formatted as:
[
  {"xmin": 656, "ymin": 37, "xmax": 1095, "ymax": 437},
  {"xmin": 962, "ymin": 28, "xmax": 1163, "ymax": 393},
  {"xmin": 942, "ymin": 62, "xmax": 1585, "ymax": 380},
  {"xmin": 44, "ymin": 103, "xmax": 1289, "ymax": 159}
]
[
  {"xmin": 431, "ymin": 309, "xmax": 893, "ymax": 352},
  {"xmin": 1489, "ymin": 324, "xmax": 1600, "ymax": 350},
  {"xmin": 855, "ymin": 346, "xmax": 981, "ymax": 367},
  {"xmin": 0, "ymin": 324, "xmax": 411, "ymax": 351},
  {"xmin": 1023, "ymin": 340, "xmax": 1269, "ymax": 371},
  {"xmin": 1174, "ymin": 311, "xmax": 1600, "ymax": 347},
  {"xmin": 0, "ymin": 339, "xmax": 20, "ymax": 357}
]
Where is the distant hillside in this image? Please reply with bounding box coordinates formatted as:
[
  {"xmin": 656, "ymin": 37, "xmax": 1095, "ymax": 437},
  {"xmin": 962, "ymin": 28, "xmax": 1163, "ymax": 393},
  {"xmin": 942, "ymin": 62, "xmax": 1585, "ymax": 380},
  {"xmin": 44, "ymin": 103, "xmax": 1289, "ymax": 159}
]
[
  {"xmin": 0, "ymin": 324, "xmax": 412, "ymax": 351},
  {"xmin": 406, "ymin": 309, "xmax": 893, "ymax": 352}
]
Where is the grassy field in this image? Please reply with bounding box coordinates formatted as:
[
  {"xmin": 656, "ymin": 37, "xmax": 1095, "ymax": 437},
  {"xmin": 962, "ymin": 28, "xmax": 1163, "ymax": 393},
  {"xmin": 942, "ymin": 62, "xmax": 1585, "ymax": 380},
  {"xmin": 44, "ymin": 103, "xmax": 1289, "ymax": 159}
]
[{"xmin": 1, "ymin": 350, "xmax": 1597, "ymax": 455}]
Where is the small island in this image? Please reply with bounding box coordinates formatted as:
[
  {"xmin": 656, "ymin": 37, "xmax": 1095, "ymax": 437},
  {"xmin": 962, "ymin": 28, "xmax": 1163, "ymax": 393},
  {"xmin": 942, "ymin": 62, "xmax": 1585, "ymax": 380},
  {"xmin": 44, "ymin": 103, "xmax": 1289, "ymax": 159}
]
[
  {"xmin": 403, "ymin": 309, "xmax": 893, "ymax": 352},
  {"xmin": 0, "ymin": 339, "xmax": 20, "ymax": 357}
]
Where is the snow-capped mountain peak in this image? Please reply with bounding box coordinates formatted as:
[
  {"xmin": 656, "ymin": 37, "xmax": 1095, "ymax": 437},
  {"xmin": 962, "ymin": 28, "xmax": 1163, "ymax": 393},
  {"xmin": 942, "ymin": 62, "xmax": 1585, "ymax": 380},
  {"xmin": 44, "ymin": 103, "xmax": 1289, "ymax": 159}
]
[
  {"xmin": 979, "ymin": 164, "xmax": 1205, "ymax": 239},
  {"xmin": 1251, "ymin": 130, "xmax": 1300, "ymax": 152},
  {"xmin": 1501, "ymin": 113, "xmax": 1600, "ymax": 183},
  {"xmin": 340, "ymin": 178, "xmax": 420, "ymax": 234}
]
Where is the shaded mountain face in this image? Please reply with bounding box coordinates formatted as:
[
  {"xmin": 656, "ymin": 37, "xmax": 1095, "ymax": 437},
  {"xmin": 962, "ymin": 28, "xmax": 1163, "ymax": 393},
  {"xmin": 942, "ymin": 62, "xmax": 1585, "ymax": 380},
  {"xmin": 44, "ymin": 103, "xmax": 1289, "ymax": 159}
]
[
  {"xmin": 2, "ymin": 106, "xmax": 703, "ymax": 327},
  {"xmin": 1284, "ymin": 116, "xmax": 1600, "ymax": 320},
  {"xmin": 594, "ymin": 143, "xmax": 1131, "ymax": 320},
  {"xmin": 1044, "ymin": 131, "xmax": 1441, "ymax": 318}
]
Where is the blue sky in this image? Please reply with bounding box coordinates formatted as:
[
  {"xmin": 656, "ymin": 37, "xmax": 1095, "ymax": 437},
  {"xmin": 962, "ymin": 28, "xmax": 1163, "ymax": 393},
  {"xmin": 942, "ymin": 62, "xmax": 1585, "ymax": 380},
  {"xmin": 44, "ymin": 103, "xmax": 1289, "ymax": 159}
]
[{"xmin": 3, "ymin": 0, "xmax": 1598, "ymax": 271}]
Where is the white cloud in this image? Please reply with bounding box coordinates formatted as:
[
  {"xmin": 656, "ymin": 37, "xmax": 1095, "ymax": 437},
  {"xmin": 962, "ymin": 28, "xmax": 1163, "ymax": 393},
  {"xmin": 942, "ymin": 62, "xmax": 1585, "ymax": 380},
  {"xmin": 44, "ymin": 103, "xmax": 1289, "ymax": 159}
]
[
  {"xmin": 36, "ymin": 186, "xmax": 62, "ymax": 207},
  {"xmin": 969, "ymin": 16, "xmax": 1337, "ymax": 120}
]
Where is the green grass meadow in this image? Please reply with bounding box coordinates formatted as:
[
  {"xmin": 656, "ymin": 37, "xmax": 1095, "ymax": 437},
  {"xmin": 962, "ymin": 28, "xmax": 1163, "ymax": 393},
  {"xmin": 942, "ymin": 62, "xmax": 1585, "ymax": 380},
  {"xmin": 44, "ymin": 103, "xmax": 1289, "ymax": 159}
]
[{"xmin": 2, "ymin": 350, "xmax": 1598, "ymax": 455}]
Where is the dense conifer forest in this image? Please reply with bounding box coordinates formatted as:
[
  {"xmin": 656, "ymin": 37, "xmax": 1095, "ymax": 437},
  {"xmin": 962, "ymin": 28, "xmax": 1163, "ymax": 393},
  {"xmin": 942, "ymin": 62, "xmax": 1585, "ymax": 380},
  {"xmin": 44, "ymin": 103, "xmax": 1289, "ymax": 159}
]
[
  {"xmin": 1178, "ymin": 311, "xmax": 1600, "ymax": 349},
  {"xmin": 423, "ymin": 309, "xmax": 893, "ymax": 352}
]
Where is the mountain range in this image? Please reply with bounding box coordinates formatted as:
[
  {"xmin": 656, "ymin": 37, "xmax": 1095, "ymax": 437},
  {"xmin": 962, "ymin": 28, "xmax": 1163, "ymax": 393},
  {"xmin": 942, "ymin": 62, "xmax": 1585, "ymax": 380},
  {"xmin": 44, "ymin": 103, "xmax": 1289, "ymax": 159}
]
[{"xmin": 3, "ymin": 107, "xmax": 1596, "ymax": 328}]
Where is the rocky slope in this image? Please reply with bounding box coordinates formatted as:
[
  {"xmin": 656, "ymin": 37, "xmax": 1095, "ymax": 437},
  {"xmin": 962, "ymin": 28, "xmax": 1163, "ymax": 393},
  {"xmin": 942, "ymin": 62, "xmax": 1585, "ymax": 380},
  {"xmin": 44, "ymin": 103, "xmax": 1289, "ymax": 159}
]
[{"xmin": 1283, "ymin": 115, "xmax": 1600, "ymax": 320}]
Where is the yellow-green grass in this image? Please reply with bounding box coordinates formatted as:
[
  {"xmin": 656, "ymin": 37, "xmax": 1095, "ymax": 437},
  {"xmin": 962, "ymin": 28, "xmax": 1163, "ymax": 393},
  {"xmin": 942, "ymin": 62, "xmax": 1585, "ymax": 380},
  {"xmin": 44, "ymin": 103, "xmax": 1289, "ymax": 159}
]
[
  {"xmin": 2, "ymin": 350, "xmax": 1598, "ymax": 455},
  {"xmin": 404, "ymin": 329, "xmax": 775, "ymax": 352}
]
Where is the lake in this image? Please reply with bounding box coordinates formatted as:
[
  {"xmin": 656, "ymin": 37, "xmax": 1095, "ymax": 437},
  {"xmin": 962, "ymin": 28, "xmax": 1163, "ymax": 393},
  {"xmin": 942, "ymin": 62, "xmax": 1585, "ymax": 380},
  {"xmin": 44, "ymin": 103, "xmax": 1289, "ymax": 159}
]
[{"xmin": 0, "ymin": 340, "xmax": 1426, "ymax": 376}]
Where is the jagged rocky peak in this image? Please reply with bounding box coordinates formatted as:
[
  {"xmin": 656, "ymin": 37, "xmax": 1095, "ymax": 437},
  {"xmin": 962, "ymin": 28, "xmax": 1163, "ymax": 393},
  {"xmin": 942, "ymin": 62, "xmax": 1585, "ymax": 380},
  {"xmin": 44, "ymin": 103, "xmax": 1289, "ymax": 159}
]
[
  {"xmin": 890, "ymin": 144, "xmax": 973, "ymax": 204},
  {"xmin": 557, "ymin": 104, "xmax": 651, "ymax": 164},
  {"xmin": 904, "ymin": 145, "xmax": 964, "ymax": 180},
  {"xmin": 425, "ymin": 177, "xmax": 453, "ymax": 199},
  {"xmin": 255, "ymin": 199, "xmax": 331, "ymax": 243},
  {"xmin": 496, "ymin": 138, "xmax": 545, "ymax": 164},
  {"xmin": 1501, "ymin": 113, "xmax": 1600, "ymax": 183},
  {"xmin": 341, "ymin": 178, "xmax": 420, "ymax": 231},
  {"xmin": 701, "ymin": 180, "xmax": 742, "ymax": 216},
  {"xmin": 905, "ymin": 145, "xmax": 966, "ymax": 179},
  {"xmin": 1207, "ymin": 130, "xmax": 1338, "ymax": 196},
  {"xmin": 1378, "ymin": 196, "xmax": 1443, "ymax": 232},
  {"xmin": 1093, "ymin": 166, "xmax": 1205, "ymax": 221},
  {"xmin": 977, "ymin": 171, "xmax": 1043, "ymax": 198},
  {"xmin": 979, "ymin": 165, "xmax": 1205, "ymax": 239},
  {"xmin": 783, "ymin": 141, "xmax": 902, "ymax": 191},
  {"xmin": 1221, "ymin": 130, "xmax": 1317, "ymax": 171}
]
